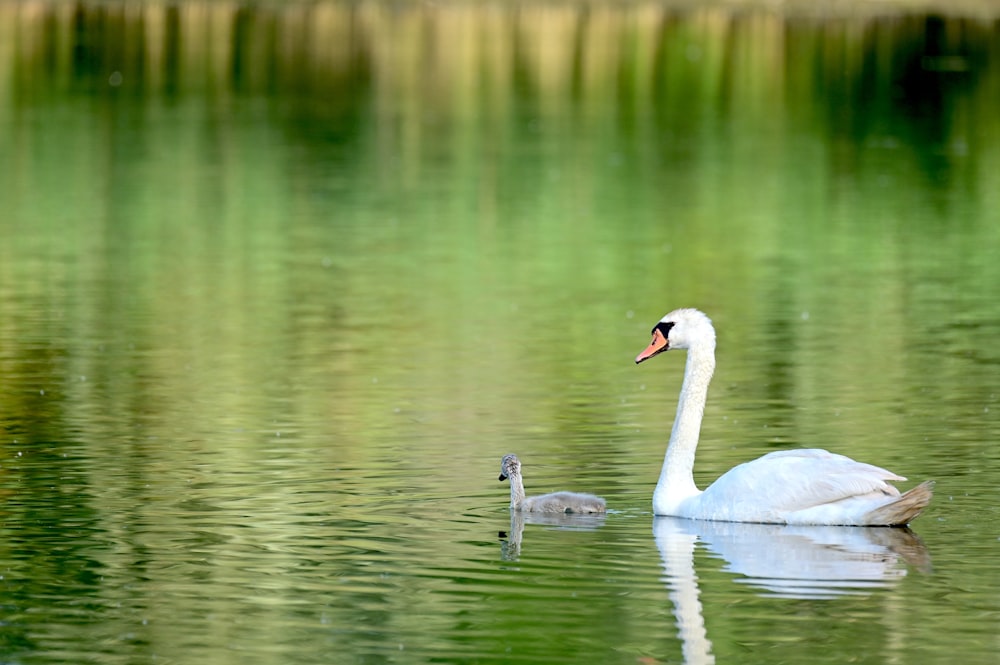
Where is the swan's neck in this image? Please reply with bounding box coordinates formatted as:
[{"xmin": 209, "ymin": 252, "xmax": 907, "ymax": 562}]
[
  {"xmin": 508, "ymin": 473, "xmax": 526, "ymax": 510},
  {"xmin": 656, "ymin": 343, "xmax": 715, "ymax": 509}
]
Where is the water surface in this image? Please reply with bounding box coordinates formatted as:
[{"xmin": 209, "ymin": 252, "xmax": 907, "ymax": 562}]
[{"xmin": 2, "ymin": 1, "xmax": 1000, "ymax": 663}]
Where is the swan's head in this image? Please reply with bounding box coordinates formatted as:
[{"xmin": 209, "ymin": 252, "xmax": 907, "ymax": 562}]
[
  {"xmin": 635, "ymin": 308, "xmax": 715, "ymax": 363},
  {"xmin": 498, "ymin": 454, "xmax": 521, "ymax": 482}
]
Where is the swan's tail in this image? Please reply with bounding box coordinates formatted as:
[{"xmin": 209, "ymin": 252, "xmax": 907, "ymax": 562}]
[{"xmin": 865, "ymin": 480, "xmax": 935, "ymax": 526}]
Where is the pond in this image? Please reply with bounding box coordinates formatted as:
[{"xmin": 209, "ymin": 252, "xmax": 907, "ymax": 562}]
[{"xmin": 1, "ymin": 1, "xmax": 999, "ymax": 663}]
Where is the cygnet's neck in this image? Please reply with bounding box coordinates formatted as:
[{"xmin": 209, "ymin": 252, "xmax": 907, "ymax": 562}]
[
  {"xmin": 507, "ymin": 472, "xmax": 526, "ymax": 510},
  {"xmin": 656, "ymin": 341, "xmax": 716, "ymax": 505}
]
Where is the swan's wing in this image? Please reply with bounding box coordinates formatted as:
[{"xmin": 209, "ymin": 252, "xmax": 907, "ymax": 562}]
[{"xmin": 705, "ymin": 449, "xmax": 905, "ymax": 517}]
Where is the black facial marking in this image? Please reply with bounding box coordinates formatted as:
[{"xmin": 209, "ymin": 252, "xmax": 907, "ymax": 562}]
[{"xmin": 652, "ymin": 321, "xmax": 675, "ymax": 337}]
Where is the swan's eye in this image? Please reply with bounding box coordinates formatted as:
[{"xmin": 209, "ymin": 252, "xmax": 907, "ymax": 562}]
[{"xmin": 654, "ymin": 321, "xmax": 675, "ymax": 338}]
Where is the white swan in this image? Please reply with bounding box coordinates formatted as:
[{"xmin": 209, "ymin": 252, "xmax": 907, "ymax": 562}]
[
  {"xmin": 498, "ymin": 454, "xmax": 607, "ymax": 513},
  {"xmin": 635, "ymin": 308, "xmax": 933, "ymax": 526}
]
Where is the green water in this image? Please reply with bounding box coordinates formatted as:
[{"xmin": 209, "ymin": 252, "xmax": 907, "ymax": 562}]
[{"xmin": 2, "ymin": 1, "xmax": 1000, "ymax": 663}]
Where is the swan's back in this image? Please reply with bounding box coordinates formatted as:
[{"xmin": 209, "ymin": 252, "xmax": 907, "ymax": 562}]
[
  {"xmin": 688, "ymin": 449, "xmax": 933, "ymax": 526},
  {"xmin": 523, "ymin": 491, "xmax": 607, "ymax": 514}
]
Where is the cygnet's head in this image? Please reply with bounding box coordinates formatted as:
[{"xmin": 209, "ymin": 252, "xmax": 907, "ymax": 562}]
[
  {"xmin": 498, "ymin": 454, "xmax": 521, "ymax": 482},
  {"xmin": 635, "ymin": 308, "xmax": 715, "ymax": 363}
]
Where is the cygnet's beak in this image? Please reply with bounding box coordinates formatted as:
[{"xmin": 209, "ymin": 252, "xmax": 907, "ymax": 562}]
[
  {"xmin": 498, "ymin": 472, "xmax": 508, "ymax": 482},
  {"xmin": 635, "ymin": 329, "xmax": 669, "ymax": 364}
]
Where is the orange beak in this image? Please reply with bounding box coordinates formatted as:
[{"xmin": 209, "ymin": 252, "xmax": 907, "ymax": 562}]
[{"xmin": 635, "ymin": 328, "xmax": 669, "ymax": 364}]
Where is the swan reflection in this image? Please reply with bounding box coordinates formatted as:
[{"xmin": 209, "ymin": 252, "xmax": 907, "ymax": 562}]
[
  {"xmin": 656, "ymin": 517, "xmax": 930, "ymax": 599},
  {"xmin": 654, "ymin": 516, "xmax": 931, "ymax": 664},
  {"xmin": 499, "ymin": 510, "xmax": 607, "ymax": 560}
]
